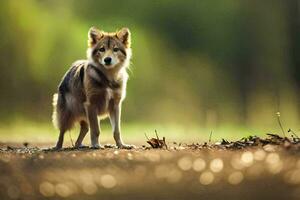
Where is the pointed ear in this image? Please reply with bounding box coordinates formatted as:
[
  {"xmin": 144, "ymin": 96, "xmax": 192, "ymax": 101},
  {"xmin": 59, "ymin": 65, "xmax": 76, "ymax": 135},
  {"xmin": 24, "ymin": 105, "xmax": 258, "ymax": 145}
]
[
  {"xmin": 88, "ymin": 27, "xmax": 103, "ymax": 47},
  {"xmin": 116, "ymin": 27, "xmax": 131, "ymax": 48}
]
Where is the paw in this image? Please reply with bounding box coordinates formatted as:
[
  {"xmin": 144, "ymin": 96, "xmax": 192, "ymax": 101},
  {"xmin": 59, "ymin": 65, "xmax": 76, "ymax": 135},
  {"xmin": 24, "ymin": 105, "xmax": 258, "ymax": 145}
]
[
  {"xmin": 104, "ymin": 144, "xmax": 117, "ymax": 148},
  {"xmin": 75, "ymin": 144, "xmax": 89, "ymax": 149},
  {"xmin": 117, "ymin": 143, "xmax": 136, "ymax": 149},
  {"xmin": 52, "ymin": 146, "xmax": 62, "ymax": 151},
  {"xmin": 90, "ymin": 144, "xmax": 104, "ymax": 150}
]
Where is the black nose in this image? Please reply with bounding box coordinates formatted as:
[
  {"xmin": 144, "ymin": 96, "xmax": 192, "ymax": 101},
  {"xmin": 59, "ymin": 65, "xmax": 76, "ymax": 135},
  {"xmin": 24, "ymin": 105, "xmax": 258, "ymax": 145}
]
[{"xmin": 104, "ymin": 57, "xmax": 112, "ymax": 65}]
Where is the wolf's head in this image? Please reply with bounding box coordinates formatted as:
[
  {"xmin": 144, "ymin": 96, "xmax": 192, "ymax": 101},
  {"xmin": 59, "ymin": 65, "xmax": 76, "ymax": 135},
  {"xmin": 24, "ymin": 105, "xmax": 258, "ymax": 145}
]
[{"xmin": 87, "ymin": 27, "xmax": 131, "ymax": 70}]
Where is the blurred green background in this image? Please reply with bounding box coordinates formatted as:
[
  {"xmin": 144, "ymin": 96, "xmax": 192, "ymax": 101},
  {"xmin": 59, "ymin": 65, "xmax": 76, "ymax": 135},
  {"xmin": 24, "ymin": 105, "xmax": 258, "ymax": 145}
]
[{"xmin": 0, "ymin": 0, "xmax": 299, "ymax": 144}]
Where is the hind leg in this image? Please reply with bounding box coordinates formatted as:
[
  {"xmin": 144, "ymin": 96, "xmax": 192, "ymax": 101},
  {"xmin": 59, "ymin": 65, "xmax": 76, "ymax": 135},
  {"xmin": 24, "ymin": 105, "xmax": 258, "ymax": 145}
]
[
  {"xmin": 75, "ymin": 121, "xmax": 89, "ymax": 148},
  {"xmin": 55, "ymin": 130, "xmax": 66, "ymax": 149},
  {"xmin": 54, "ymin": 110, "xmax": 74, "ymax": 150}
]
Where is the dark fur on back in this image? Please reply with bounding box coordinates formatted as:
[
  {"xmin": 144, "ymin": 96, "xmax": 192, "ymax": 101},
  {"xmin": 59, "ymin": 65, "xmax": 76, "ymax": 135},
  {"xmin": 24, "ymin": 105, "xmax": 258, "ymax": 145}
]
[
  {"xmin": 58, "ymin": 65, "xmax": 78, "ymax": 105},
  {"xmin": 53, "ymin": 60, "xmax": 86, "ymax": 131}
]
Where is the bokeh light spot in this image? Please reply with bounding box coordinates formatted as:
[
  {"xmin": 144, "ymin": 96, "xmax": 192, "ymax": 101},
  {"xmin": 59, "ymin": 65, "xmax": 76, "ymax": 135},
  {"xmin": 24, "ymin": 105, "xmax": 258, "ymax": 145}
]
[
  {"xmin": 101, "ymin": 174, "xmax": 117, "ymax": 189},
  {"xmin": 39, "ymin": 181, "xmax": 55, "ymax": 197},
  {"xmin": 82, "ymin": 182, "xmax": 98, "ymax": 195},
  {"xmin": 228, "ymin": 171, "xmax": 244, "ymax": 185},
  {"xmin": 210, "ymin": 158, "xmax": 223, "ymax": 173},
  {"xmin": 55, "ymin": 183, "xmax": 72, "ymax": 197},
  {"xmin": 177, "ymin": 157, "xmax": 193, "ymax": 171},
  {"xmin": 241, "ymin": 151, "xmax": 254, "ymax": 167},
  {"xmin": 266, "ymin": 153, "xmax": 280, "ymax": 165},
  {"xmin": 199, "ymin": 171, "xmax": 214, "ymax": 185},
  {"xmin": 193, "ymin": 158, "xmax": 206, "ymax": 172}
]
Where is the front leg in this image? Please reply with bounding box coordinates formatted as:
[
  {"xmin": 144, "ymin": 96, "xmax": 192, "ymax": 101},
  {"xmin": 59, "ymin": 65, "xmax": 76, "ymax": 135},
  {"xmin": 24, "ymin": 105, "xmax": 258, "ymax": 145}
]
[
  {"xmin": 85, "ymin": 103, "xmax": 102, "ymax": 149},
  {"xmin": 109, "ymin": 101, "xmax": 135, "ymax": 149}
]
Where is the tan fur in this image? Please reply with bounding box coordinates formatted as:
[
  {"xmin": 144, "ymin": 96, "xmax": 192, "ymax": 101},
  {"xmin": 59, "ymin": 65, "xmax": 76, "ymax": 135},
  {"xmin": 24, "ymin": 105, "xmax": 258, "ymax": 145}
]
[{"xmin": 52, "ymin": 27, "xmax": 133, "ymax": 149}]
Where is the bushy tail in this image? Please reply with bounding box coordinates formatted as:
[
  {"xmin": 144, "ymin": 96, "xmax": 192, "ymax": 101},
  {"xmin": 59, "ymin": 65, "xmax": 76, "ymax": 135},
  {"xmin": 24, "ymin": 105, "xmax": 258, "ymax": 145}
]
[{"xmin": 52, "ymin": 93, "xmax": 59, "ymax": 129}]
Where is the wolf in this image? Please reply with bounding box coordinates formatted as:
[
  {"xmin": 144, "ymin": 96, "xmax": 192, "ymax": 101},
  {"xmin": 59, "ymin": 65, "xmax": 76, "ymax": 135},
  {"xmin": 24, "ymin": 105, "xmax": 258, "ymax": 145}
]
[{"xmin": 52, "ymin": 27, "xmax": 134, "ymax": 149}]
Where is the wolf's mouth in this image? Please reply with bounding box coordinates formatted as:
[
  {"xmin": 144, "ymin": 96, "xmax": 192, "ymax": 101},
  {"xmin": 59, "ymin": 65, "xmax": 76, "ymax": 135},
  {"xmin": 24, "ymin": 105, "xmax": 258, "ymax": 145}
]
[{"xmin": 103, "ymin": 63, "xmax": 115, "ymax": 69}]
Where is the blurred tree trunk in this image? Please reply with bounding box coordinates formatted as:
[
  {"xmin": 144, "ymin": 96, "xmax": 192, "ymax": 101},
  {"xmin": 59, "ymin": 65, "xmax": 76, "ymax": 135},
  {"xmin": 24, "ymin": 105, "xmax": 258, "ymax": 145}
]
[
  {"xmin": 286, "ymin": 0, "xmax": 300, "ymax": 115},
  {"xmin": 237, "ymin": 0, "xmax": 291, "ymax": 126}
]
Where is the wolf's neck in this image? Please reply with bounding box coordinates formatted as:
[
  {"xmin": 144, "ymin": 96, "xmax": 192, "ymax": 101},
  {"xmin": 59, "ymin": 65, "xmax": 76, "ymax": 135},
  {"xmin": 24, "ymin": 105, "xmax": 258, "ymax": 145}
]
[
  {"xmin": 105, "ymin": 66, "xmax": 128, "ymax": 82},
  {"xmin": 87, "ymin": 60, "xmax": 128, "ymax": 82}
]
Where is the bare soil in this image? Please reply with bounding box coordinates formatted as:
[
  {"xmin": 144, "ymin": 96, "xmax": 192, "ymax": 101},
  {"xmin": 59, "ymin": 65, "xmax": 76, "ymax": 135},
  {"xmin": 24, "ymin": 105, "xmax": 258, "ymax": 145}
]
[{"xmin": 1, "ymin": 134, "xmax": 300, "ymax": 200}]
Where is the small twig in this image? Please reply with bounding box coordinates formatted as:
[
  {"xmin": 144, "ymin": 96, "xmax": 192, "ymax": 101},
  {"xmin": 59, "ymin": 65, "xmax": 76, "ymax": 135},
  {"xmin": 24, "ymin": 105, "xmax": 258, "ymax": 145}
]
[
  {"xmin": 68, "ymin": 132, "xmax": 74, "ymax": 147},
  {"xmin": 144, "ymin": 133, "xmax": 150, "ymax": 141},
  {"xmin": 209, "ymin": 131, "xmax": 213, "ymax": 143},
  {"xmin": 155, "ymin": 130, "xmax": 162, "ymax": 148},
  {"xmin": 163, "ymin": 137, "xmax": 168, "ymax": 149},
  {"xmin": 146, "ymin": 130, "xmax": 168, "ymax": 149},
  {"xmin": 276, "ymin": 112, "xmax": 286, "ymax": 137},
  {"xmin": 155, "ymin": 129, "xmax": 159, "ymax": 140}
]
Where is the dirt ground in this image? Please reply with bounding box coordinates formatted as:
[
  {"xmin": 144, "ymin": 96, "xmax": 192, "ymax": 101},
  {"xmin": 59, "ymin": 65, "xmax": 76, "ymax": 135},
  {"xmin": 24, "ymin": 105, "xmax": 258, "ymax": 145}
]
[{"xmin": 1, "ymin": 135, "xmax": 300, "ymax": 200}]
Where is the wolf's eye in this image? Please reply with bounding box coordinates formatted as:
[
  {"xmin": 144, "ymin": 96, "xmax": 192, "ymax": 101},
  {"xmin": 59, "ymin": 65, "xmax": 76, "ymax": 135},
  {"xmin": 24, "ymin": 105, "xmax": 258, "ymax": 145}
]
[
  {"xmin": 113, "ymin": 47, "xmax": 119, "ymax": 52},
  {"xmin": 98, "ymin": 47, "xmax": 105, "ymax": 52}
]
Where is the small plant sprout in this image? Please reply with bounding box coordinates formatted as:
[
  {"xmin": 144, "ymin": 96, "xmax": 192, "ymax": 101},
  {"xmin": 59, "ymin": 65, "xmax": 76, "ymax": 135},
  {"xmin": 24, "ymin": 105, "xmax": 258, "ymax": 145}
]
[
  {"xmin": 276, "ymin": 112, "xmax": 286, "ymax": 137},
  {"xmin": 209, "ymin": 131, "xmax": 213, "ymax": 143},
  {"xmin": 68, "ymin": 132, "xmax": 74, "ymax": 147}
]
